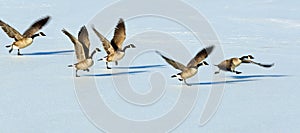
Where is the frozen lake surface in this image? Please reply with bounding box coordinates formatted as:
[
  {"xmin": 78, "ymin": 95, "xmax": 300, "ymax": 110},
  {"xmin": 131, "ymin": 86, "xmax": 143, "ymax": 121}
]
[{"xmin": 0, "ymin": 0, "xmax": 299, "ymax": 132}]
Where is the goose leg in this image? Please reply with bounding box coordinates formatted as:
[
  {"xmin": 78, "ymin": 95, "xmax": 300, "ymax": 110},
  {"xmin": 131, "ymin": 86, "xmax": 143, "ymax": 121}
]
[
  {"xmin": 235, "ymin": 71, "xmax": 242, "ymax": 74},
  {"xmin": 17, "ymin": 49, "xmax": 22, "ymax": 56},
  {"xmin": 184, "ymin": 80, "xmax": 192, "ymax": 86},
  {"xmin": 115, "ymin": 61, "xmax": 118, "ymax": 66},
  {"xmin": 228, "ymin": 68, "xmax": 241, "ymax": 74},
  {"xmin": 7, "ymin": 44, "xmax": 13, "ymax": 53},
  {"xmin": 75, "ymin": 70, "xmax": 80, "ymax": 77},
  {"xmin": 232, "ymin": 70, "xmax": 242, "ymax": 74},
  {"xmin": 9, "ymin": 48, "xmax": 13, "ymax": 53},
  {"xmin": 214, "ymin": 69, "xmax": 220, "ymax": 74},
  {"xmin": 106, "ymin": 62, "xmax": 111, "ymax": 69}
]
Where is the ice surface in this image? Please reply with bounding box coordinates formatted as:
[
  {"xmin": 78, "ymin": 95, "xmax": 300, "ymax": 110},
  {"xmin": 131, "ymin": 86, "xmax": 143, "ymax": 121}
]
[{"xmin": 0, "ymin": 0, "xmax": 299, "ymax": 132}]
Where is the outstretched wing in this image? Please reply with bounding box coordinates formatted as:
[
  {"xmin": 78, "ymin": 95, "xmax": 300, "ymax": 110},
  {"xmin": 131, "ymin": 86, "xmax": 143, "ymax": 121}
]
[
  {"xmin": 0, "ymin": 20, "xmax": 23, "ymax": 40},
  {"xmin": 156, "ymin": 51, "xmax": 186, "ymax": 71},
  {"xmin": 23, "ymin": 16, "xmax": 50, "ymax": 38},
  {"xmin": 187, "ymin": 45, "xmax": 214, "ymax": 67},
  {"xmin": 92, "ymin": 26, "xmax": 114, "ymax": 55},
  {"xmin": 243, "ymin": 60, "xmax": 275, "ymax": 68},
  {"xmin": 78, "ymin": 26, "xmax": 90, "ymax": 58},
  {"xmin": 111, "ymin": 18, "xmax": 126, "ymax": 51},
  {"xmin": 62, "ymin": 28, "xmax": 86, "ymax": 62}
]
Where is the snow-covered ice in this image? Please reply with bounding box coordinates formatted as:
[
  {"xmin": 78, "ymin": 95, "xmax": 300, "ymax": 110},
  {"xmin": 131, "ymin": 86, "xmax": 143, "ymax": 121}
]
[{"xmin": 0, "ymin": 0, "xmax": 299, "ymax": 132}]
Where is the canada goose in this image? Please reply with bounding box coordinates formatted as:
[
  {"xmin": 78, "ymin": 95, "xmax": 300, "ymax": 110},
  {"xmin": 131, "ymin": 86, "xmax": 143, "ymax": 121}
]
[
  {"xmin": 62, "ymin": 26, "xmax": 101, "ymax": 77},
  {"xmin": 0, "ymin": 16, "xmax": 50, "ymax": 55},
  {"xmin": 214, "ymin": 55, "xmax": 274, "ymax": 74},
  {"xmin": 92, "ymin": 18, "xmax": 135, "ymax": 69},
  {"xmin": 156, "ymin": 46, "xmax": 214, "ymax": 86}
]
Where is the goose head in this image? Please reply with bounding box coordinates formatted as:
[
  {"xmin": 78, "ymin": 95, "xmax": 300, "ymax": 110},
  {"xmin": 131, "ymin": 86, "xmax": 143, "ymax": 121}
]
[
  {"xmin": 240, "ymin": 55, "xmax": 254, "ymax": 60},
  {"xmin": 196, "ymin": 61, "xmax": 209, "ymax": 68},
  {"xmin": 95, "ymin": 48, "xmax": 101, "ymax": 52},
  {"xmin": 31, "ymin": 32, "xmax": 46, "ymax": 39},
  {"xmin": 39, "ymin": 32, "xmax": 46, "ymax": 36},
  {"xmin": 247, "ymin": 55, "xmax": 254, "ymax": 60},
  {"xmin": 128, "ymin": 44, "xmax": 136, "ymax": 48}
]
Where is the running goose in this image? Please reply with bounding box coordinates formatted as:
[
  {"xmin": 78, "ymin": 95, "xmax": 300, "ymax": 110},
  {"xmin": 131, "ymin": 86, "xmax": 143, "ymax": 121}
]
[
  {"xmin": 92, "ymin": 18, "xmax": 135, "ymax": 69},
  {"xmin": 156, "ymin": 46, "xmax": 214, "ymax": 86},
  {"xmin": 0, "ymin": 16, "xmax": 50, "ymax": 55},
  {"xmin": 214, "ymin": 55, "xmax": 274, "ymax": 74},
  {"xmin": 62, "ymin": 26, "xmax": 101, "ymax": 77}
]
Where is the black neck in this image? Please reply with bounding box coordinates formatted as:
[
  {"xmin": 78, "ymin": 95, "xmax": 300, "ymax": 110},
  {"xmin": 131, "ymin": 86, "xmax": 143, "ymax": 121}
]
[
  {"xmin": 239, "ymin": 56, "xmax": 248, "ymax": 60},
  {"xmin": 31, "ymin": 34, "xmax": 40, "ymax": 39},
  {"xmin": 196, "ymin": 64, "xmax": 201, "ymax": 68},
  {"xmin": 189, "ymin": 63, "xmax": 202, "ymax": 69},
  {"xmin": 122, "ymin": 45, "xmax": 131, "ymax": 52},
  {"xmin": 196, "ymin": 63, "xmax": 204, "ymax": 68},
  {"xmin": 90, "ymin": 49, "xmax": 97, "ymax": 59}
]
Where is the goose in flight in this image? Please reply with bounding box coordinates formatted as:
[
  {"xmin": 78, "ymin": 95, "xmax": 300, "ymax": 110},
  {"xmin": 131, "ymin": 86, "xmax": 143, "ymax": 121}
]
[
  {"xmin": 0, "ymin": 16, "xmax": 50, "ymax": 55},
  {"xmin": 62, "ymin": 26, "xmax": 100, "ymax": 77},
  {"xmin": 92, "ymin": 18, "xmax": 135, "ymax": 69},
  {"xmin": 156, "ymin": 46, "xmax": 214, "ymax": 86},
  {"xmin": 214, "ymin": 55, "xmax": 274, "ymax": 74}
]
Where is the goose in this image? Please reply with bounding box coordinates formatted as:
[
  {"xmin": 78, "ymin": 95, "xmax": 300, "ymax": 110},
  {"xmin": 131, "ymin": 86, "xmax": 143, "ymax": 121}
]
[
  {"xmin": 156, "ymin": 46, "xmax": 214, "ymax": 86},
  {"xmin": 214, "ymin": 55, "xmax": 274, "ymax": 74},
  {"xmin": 92, "ymin": 18, "xmax": 135, "ymax": 69},
  {"xmin": 62, "ymin": 26, "xmax": 101, "ymax": 77},
  {"xmin": 0, "ymin": 16, "xmax": 50, "ymax": 55}
]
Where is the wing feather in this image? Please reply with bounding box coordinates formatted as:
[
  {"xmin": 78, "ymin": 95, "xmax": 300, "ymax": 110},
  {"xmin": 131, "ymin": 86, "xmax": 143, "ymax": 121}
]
[
  {"xmin": 111, "ymin": 18, "xmax": 126, "ymax": 50},
  {"xmin": 92, "ymin": 26, "xmax": 114, "ymax": 55},
  {"xmin": 23, "ymin": 16, "xmax": 50, "ymax": 38},
  {"xmin": 0, "ymin": 20, "xmax": 23, "ymax": 40},
  {"xmin": 242, "ymin": 60, "xmax": 275, "ymax": 68},
  {"xmin": 187, "ymin": 45, "xmax": 214, "ymax": 67},
  {"xmin": 78, "ymin": 26, "xmax": 90, "ymax": 58},
  {"xmin": 62, "ymin": 28, "xmax": 86, "ymax": 62},
  {"xmin": 156, "ymin": 51, "xmax": 186, "ymax": 71}
]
